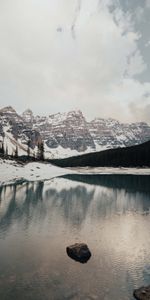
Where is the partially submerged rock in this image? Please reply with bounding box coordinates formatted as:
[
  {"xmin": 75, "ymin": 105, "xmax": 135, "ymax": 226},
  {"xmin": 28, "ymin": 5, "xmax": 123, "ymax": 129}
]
[
  {"xmin": 66, "ymin": 243, "xmax": 91, "ymax": 263},
  {"xmin": 133, "ymin": 285, "xmax": 150, "ymax": 300}
]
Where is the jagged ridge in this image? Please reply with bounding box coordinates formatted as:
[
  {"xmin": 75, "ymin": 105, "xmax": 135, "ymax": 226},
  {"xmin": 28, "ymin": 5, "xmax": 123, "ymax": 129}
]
[{"xmin": 0, "ymin": 106, "xmax": 150, "ymax": 158}]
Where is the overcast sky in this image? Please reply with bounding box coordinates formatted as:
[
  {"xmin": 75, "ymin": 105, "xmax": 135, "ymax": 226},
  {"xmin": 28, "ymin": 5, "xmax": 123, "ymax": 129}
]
[{"xmin": 0, "ymin": 0, "xmax": 150, "ymax": 123}]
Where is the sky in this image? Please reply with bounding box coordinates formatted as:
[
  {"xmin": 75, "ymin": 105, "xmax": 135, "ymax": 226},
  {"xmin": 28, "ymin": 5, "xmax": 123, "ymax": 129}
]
[{"xmin": 0, "ymin": 0, "xmax": 150, "ymax": 123}]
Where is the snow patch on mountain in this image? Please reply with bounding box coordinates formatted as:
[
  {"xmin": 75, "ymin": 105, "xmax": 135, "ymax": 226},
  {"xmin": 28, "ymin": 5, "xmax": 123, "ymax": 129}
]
[{"xmin": 0, "ymin": 106, "xmax": 150, "ymax": 158}]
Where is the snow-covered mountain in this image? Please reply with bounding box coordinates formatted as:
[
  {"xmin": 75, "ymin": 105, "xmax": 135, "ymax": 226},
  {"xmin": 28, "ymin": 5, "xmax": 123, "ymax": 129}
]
[
  {"xmin": 0, "ymin": 106, "xmax": 150, "ymax": 158},
  {"xmin": 0, "ymin": 106, "xmax": 41, "ymax": 156},
  {"xmin": 88, "ymin": 118, "xmax": 150, "ymax": 150}
]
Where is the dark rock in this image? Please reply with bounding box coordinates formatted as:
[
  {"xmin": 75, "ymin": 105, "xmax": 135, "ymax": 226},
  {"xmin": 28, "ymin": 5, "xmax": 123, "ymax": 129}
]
[
  {"xmin": 133, "ymin": 285, "xmax": 150, "ymax": 300},
  {"xmin": 66, "ymin": 243, "xmax": 91, "ymax": 263}
]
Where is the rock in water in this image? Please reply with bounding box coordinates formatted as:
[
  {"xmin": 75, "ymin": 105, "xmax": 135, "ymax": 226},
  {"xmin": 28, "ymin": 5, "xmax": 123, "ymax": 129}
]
[
  {"xmin": 133, "ymin": 286, "xmax": 150, "ymax": 300},
  {"xmin": 66, "ymin": 243, "xmax": 91, "ymax": 263}
]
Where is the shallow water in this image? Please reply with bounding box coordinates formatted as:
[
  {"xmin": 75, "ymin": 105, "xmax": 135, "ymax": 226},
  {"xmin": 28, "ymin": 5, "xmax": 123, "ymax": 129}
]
[{"xmin": 0, "ymin": 175, "xmax": 150, "ymax": 300}]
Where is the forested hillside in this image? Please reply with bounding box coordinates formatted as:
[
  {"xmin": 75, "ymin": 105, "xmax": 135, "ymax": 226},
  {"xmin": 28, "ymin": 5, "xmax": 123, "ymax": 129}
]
[{"xmin": 50, "ymin": 140, "xmax": 150, "ymax": 168}]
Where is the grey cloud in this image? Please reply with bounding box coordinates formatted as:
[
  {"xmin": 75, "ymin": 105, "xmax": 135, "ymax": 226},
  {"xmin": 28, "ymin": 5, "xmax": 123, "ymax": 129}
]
[
  {"xmin": 129, "ymin": 102, "xmax": 150, "ymax": 124},
  {"xmin": 145, "ymin": 0, "xmax": 150, "ymax": 8},
  {"xmin": 71, "ymin": 0, "xmax": 82, "ymax": 39},
  {"xmin": 0, "ymin": 0, "xmax": 149, "ymax": 122}
]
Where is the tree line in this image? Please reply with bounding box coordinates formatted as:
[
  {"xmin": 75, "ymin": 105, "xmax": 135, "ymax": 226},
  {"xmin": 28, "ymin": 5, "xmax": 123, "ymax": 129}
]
[
  {"xmin": 49, "ymin": 139, "xmax": 150, "ymax": 168},
  {"xmin": 0, "ymin": 139, "xmax": 45, "ymax": 161}
]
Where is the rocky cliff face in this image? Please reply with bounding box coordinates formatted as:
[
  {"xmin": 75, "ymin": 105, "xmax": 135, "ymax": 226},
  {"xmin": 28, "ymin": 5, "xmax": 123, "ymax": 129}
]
[
  {"xmin": 0, "ymin": 106, "xmax": 150, "ymax": 158},
  {"xmin": 88, "ymin": 118, "xmax": 150, "ymax": 149},
  {"xmin": 33, "ymin": 110, "xmax": 95, "ymax": 152},
  {"xmin": 0, "ymin": 106, "xmax": 42, "ymax": 155}
]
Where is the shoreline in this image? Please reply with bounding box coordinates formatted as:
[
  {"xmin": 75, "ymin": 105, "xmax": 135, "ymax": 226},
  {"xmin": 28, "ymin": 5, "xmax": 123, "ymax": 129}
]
[{"xmin": 0, "ymin": 158, "xmax": 150, "ymax": 186}]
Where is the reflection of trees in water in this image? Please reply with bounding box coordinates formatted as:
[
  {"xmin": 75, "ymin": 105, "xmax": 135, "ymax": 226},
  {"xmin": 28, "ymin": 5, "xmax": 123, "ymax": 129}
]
[
  {"xmin": 62, "ymin": 174, "xmax": 150, "ymax": 193},
  {"xmin": 61, "ymin": 174, "xmax": 150, "ymax": 219},
  {"xmin": 0, "ymin": 175, "xmax": 150, "ymax": 235},
  {"xmin": 0, "ymin": 181, "xmax": 94, "ymax": 233},
  {"xmin": 45, "ymin": 186, "xmax": 94, "ymax": 227},
  {"xmin": 0, "ymin": 181, "xmax": 44, "ymax": 233}
]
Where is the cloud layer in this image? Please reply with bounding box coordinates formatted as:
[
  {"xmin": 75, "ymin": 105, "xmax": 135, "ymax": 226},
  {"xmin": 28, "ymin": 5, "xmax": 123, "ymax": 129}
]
[{"xmin": 0, "ymin": 0, "xmax": 149, "ymax": 123}]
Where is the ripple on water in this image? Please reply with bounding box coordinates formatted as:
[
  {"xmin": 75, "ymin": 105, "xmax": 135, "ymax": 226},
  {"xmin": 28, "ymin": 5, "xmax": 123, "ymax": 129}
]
[{"xmin": 0, "ymin": 175, "xmax": 150, "ymax": 300}]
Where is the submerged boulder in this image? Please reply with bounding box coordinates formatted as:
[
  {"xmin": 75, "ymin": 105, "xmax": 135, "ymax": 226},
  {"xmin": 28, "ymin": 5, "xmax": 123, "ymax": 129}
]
[
  {"xmin": 66, "ymin": 243, "xmax": 91, "ymax": 263},
  {"xmin": 133, "ymin": 285, "xmax": 150, "ymax": 300}
]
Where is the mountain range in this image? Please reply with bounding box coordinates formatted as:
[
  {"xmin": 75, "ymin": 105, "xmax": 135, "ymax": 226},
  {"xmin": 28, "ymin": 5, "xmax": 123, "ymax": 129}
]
[{"xmin": 0, "ymin": 106, "xmax": 150, "ymax": 158}]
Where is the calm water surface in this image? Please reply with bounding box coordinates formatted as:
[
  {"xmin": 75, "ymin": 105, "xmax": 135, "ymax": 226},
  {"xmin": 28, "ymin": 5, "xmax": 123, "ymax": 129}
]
[{"xmin": 0, "ymin": 174, "xmax": 150, "ymax": 300}]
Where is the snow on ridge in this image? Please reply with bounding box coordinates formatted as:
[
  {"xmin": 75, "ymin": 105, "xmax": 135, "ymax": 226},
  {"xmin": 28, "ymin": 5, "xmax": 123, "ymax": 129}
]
[
  {"xmin": 1, "ymin": 106, "xmax": 150, "ymax": 160},
  {"xmin": 44, "ymin": 145, "xmax": 96, "ymax": 159}
]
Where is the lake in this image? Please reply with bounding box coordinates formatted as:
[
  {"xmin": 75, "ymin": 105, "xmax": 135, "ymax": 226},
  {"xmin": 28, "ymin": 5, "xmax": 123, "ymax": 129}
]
[{"xmin": 0, "ymin": 174, "xmax": 150, "ymax": 300}]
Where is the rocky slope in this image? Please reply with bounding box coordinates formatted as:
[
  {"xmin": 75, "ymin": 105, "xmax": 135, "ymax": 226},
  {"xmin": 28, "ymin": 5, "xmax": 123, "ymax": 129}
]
[
  {"xmin": 0, "ymin": 106, "xmax": 41, "ymax": 156},
  {"xmin": 88, "ymin": 118, "xmax": 150, "ymax": 149},
  {"xmin": 0, "ymin": 106, "xmax": 150, "ymax": 158}
]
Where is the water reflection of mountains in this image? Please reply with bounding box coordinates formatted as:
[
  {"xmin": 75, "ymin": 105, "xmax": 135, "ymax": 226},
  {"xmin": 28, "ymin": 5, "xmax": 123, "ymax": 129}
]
[
  {"xmin": 0, "ymin": 175, "xmax": 150, "ymax": 234},
  {"xmin": 0, "ymin": 181, "xmax": 94, "ymax": 233}
]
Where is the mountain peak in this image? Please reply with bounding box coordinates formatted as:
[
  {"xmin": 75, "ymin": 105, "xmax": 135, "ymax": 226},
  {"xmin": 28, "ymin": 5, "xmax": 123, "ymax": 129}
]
[
  {"xmin": 0, "ymin": 106, "xmax": 17, "ymax": 114},
  {"xmin": 22, "ymin": 109, "xmax": 33, "ymax": 117},
  {"xmin": 0, "ymin": 106, "xmax": 150, "ymax": 158},
  {"xmin": 67, "ymin": 109, "xmax": 84, "ymax": 117},
  {"xmin": 22, "ymin": 109, "xmax": 34, "ymax": 122}
]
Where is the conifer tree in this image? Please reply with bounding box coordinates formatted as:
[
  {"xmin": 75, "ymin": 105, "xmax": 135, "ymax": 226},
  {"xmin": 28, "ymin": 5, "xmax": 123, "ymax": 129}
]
[
  {"xmin": 33, "ymin": 151, "xmax": 36, "ymax": 161},
  {"xmin": 0, "ymin": 141, "xmax": 4, "ymax": 156},
  {"xmin": 27, "ymin": 140, "xmax": 31, "ymax": 158},
  {"xmin": 37, "ymin": 141, "xmax": 44, "ymax": 161},
  {"xmin": 14, "ymin": 146, "xmax": 18, "ymax": 158},
  {"xmin": 5, "ymin": 145, "xmax": 8, "ymax": 157}
]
